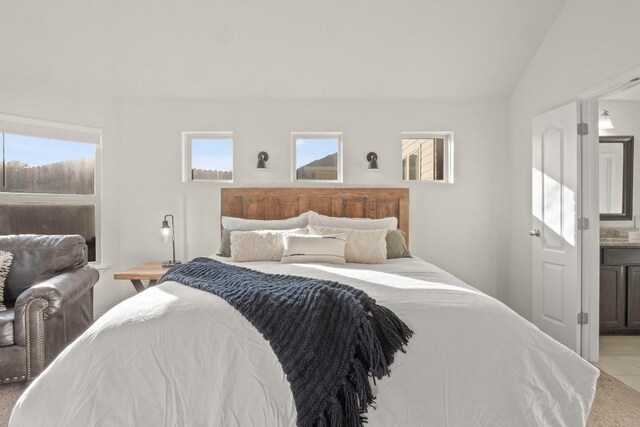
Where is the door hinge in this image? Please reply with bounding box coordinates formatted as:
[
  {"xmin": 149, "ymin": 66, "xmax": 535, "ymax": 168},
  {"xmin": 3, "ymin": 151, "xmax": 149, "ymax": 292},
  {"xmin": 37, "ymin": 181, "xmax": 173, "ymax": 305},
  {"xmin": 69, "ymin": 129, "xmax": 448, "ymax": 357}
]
[
  {"xmin": 577, "ymin": 123, "xmax": 589, "ymax": 135},
  {"xmin": 578, "ymin": 312, "xmax": 589, "ymax": 325},
  {"xmin": 578, "ymin": 217, "xmax": 590, "ymax": 230}
]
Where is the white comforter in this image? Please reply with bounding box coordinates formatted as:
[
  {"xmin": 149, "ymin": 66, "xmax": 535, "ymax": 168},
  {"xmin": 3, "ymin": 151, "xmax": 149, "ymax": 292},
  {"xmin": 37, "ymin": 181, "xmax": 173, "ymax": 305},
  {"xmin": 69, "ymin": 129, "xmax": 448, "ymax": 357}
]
[{"xmin": 10, "ymin": 257, "xmax": 598, "ymax": 426}]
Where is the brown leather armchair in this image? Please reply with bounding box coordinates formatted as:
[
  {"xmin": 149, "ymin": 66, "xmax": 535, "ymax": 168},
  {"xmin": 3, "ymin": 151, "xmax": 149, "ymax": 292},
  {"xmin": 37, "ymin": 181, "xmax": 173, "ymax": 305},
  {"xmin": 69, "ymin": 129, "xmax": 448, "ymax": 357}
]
[{"xmin": 0, "ymin": 235, "xmax": 99, "ymax": 383}]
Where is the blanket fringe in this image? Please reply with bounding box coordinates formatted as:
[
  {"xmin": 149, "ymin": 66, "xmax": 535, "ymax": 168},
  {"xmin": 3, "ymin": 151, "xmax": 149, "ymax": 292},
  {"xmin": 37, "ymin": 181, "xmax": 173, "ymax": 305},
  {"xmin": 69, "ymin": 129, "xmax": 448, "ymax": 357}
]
[{"xmin": 315, "ymin": 303, "xmax": 413, "ymax": 427}]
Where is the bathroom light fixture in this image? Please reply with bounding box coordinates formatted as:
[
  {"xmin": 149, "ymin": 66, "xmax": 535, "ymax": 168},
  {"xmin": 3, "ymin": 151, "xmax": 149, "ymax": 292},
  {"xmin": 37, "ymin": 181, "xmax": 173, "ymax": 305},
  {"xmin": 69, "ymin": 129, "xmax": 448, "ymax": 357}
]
[
  {"xmin": 160, "ymin": 214, "xmax": 181, "ymax": 267},
  {"xmin": 366, "ymin": 152, "xmax": 379, "ymax": 170},
  {"xmin": 599, "ymin": 110, "xmax": 614, "ymax": 130},
  {"xmin": 257, "ymin": 151, "xmax": 269, "ymax": 169}
]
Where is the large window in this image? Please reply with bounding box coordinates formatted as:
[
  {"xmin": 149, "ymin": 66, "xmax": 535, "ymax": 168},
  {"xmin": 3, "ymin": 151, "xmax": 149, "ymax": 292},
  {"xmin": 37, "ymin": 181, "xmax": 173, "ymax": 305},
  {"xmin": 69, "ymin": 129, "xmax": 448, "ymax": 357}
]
[
  {"xmin": 401, "ymin": 132, "xmax": 454, "ymax": 183},
  {"xmin": 292, "ymin": 133, "xmax": 342, "ymax": 182},
  {"xmin": 183, "ymin": 132, "xmax": 233, "ymax": 182},
  {"xmin": 0, "ymin": 117, "xmax": 101, "ymax": 262},
  {"xmin": 1, "ymin": 133, "xmax": 95, "ymax": 194}
]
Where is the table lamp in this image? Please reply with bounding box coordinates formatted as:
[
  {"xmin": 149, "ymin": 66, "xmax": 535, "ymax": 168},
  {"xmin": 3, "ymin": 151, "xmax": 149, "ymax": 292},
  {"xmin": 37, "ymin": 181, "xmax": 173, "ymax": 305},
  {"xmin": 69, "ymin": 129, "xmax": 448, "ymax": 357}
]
[{"xmin": 160, "ymin": 214, "xmax": 181, "ymax": 267}]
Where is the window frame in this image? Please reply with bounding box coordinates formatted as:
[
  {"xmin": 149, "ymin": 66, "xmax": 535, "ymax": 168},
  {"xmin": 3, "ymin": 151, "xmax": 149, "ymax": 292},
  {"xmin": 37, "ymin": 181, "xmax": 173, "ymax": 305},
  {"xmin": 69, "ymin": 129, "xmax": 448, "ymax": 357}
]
[
  {"xmin": 401, "ymin": 132, "xmax": 455, "ymax": 183},
  {"xmin": 182, "ymin": 131, "xmax": 234, "ymax": 183},
  {"xmin": 0, "ymin": 113, "xmax": 103, "ymax": 264},
  {"xmin": 291, "ymin": 132, "xmax": 343, "ymax": 183}
]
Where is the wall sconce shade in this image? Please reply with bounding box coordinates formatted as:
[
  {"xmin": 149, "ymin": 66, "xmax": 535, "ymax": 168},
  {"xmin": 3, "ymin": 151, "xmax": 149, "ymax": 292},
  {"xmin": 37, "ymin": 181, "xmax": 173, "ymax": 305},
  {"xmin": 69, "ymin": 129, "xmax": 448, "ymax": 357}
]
[
  {"xmin": 599, "ymin": 110, "xmax": 614, "ymax": 130},
  {"xmin": 257, "ymin": 151, "xmax": 269, "ymax": 169},
  {"xmin": 367, "ymin": 152, "xmax": 379, "ymax": 169},
  {"xmin": 160, "ymin": 214, "xmax": 181, "ymax": 268}
]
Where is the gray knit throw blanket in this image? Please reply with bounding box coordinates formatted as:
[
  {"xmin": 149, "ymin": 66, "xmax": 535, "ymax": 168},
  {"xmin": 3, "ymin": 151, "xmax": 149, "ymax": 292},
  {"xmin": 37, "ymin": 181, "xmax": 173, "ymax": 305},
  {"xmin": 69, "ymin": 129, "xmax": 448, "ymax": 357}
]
[{"xmin": 159, "ymin": 258, "xmax": 413, "ymax": 427}]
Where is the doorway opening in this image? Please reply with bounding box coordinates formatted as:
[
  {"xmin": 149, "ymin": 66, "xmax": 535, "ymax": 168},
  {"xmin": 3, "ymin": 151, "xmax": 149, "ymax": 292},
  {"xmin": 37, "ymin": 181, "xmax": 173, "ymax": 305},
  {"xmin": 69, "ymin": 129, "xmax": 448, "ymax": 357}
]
[{"xmin": 579, "ymin": 68, "xmax": 640, "ymax": 392}]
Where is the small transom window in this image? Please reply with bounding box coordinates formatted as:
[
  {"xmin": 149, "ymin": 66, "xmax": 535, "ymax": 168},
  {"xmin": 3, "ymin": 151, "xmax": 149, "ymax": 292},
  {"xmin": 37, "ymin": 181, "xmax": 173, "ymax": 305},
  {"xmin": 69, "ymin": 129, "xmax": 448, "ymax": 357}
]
[
  {"xmin": 183, "ymin": 132, "xmax": 233, "ymax": 182},
  {"xmin": 401, "ymin": 132, "xmax": 454, "ymax": 183},
  {"xmin": 292, "ymin": 133, "xmax": 342, "ymax": 182}
]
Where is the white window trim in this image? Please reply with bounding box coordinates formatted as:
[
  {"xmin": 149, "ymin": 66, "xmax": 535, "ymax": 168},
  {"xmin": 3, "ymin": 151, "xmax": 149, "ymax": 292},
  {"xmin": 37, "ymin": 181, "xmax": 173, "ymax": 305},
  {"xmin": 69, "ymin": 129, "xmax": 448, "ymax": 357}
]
[
  {"xmin": 401, "ymin": 131, "xmax": 455, "ymax": 183},
  {"xmin": 0, "ymin": 113, "xmax": 103, "ymax": 264},
  {"xmin": 291, "ymin": 132, "xmax": 343, "ymax": 183},
  {"xmin": 182, "ymin": 131, "xmax": 234, "ymax": 183}
]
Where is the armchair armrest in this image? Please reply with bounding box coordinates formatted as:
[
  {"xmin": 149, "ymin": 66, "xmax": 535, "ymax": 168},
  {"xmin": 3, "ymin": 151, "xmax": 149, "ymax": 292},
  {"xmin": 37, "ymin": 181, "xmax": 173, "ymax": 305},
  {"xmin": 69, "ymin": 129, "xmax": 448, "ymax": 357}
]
[
  {"xmin": 11, "ymin": 265, "xmax": 98, "ymax": 379},
  {"xmin": 14, "ymin": 265, "xmax": 99, "ymax": 347}
]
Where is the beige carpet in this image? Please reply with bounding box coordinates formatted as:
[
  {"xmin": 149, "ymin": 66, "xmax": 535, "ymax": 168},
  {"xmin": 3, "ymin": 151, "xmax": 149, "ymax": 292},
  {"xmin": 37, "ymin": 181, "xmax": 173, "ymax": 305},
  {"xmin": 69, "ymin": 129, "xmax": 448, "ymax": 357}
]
[
  {"xmin": 587, "ymin": 371, "xmax": 640, "ymax": 426},
  {"xmin": 0, "ymin": 382, "xmax": 27, "ymax": 427},
  {"xmin": 0, "ymin": 372, "xmax": 638, "ymax": 426}
]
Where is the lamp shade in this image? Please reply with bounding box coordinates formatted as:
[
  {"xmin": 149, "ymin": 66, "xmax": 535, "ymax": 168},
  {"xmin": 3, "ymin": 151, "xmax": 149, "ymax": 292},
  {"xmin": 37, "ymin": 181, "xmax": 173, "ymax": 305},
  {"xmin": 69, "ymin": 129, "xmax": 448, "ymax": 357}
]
[
  {"xmin": 599, "ymin": 110, "xmax": 614, "ymax": 130},
  {"xmin": 160, "ymin": 214, "xmax": 181, "ymax": 267}
]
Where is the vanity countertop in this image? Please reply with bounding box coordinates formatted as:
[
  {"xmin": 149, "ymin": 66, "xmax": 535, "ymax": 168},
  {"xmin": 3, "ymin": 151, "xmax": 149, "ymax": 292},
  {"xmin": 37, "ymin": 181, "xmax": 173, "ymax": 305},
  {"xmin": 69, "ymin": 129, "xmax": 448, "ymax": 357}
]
[
  {"xmin": 600, "ymin": 228, "xmax": 640, "ymax": 247},
  {"xmin": 600, "ymin": 237, "xmax": 640, "ymax": 247}
]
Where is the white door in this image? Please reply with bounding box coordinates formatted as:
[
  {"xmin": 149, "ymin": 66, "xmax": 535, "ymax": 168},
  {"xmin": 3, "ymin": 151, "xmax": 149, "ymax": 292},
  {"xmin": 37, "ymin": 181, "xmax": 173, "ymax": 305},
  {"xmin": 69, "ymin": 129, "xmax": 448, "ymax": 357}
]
[{"xmin": 531, "ymin": 102, "xmax": 581, "ymax": 352}]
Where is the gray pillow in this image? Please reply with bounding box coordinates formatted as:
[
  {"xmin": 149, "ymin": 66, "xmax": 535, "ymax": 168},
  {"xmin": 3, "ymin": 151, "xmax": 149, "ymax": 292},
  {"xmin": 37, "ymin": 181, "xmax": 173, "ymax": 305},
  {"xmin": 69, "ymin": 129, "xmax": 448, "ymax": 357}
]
[
  {"xmin": 386, "ymin": 230, "xmax": 412, "ymax": 259},
  {"xmin": 0, "ymin": 251, "xmax": 14, "ymax": 311},
  {"xmin": 217, "ymin": 229, "xmax": 233, "ymax": 257}
]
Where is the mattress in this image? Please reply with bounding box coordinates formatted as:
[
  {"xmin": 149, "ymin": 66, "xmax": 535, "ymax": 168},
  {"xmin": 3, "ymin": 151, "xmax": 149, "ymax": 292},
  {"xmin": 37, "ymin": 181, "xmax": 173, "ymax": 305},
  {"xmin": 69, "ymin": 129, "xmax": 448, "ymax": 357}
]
[{"xmin": 10, "ymin": 256, "xmax": 599, "ymax": 426}]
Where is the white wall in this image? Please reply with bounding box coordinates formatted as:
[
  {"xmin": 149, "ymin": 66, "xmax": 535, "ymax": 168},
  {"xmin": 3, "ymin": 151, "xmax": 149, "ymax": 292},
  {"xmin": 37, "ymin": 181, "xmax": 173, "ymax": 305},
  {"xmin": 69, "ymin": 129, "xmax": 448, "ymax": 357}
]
[
  {"xmin": 10, "ymin": 0, "xmax": 640, "ymax": 321},
  {"xmin": 0, "ymin": 79, "xmax": 510, "ymax": 315},
  {"xmin": 599, "ymin": 100, "xmax": 640, "ymax": 227},
  {"xmin": 7, "ymin": 0, "xmax": 640, "ymax": 320},
  {"xmin": 118, "ymin": 98, "xmax": 510, "ymax": 301},
  {"xmin": 507, "ymin": 0, "xmax": 640, "ymax": 319},
  {"xmin": 0, "ymin": 81, "xmax": 124, "ymax": 316}
]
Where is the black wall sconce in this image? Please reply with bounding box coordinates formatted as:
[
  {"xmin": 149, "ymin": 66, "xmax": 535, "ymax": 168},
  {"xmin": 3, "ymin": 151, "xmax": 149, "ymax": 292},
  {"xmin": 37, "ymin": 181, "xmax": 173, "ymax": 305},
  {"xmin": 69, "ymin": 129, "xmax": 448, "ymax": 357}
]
[
  {"xmin": 257, "ymin": 151, "xmax": 269, "ymax": 169},
  {"xmin": 366, "ymin": 152, "xmax": 379, "ymax": 170}
]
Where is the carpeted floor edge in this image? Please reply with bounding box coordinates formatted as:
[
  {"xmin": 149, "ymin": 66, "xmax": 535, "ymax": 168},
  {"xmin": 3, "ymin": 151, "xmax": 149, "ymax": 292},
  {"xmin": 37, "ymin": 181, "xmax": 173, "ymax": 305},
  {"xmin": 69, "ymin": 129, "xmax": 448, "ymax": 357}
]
[{"xmin": 587, "ymin": 370, "xmax": 640, "ymax": 426}]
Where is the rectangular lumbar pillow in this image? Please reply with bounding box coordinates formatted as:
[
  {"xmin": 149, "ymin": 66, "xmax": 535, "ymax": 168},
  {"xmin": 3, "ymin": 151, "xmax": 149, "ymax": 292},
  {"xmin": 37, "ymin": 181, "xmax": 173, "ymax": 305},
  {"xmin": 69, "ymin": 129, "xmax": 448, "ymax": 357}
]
[
  {"xmin": 230, "ymin": 228, "xmax": 307, "ymax": 262},
  {"xmin": 307, "ymin": 210, "xmax": 397, "ymax": 230},
  {"xmin": 0, "ymin": 251, "xmax": 14, "ymax": 312},
  {"xmin": 281, "ymin": 233, "xmax": 347, "ymax": 264},
  {"xmin": 386, "ymin": 229, "xmax": 412, "ymax": 259},
  {"xmin": 308, "ymin": 226, "xmax": 387, "ymax": 264}
]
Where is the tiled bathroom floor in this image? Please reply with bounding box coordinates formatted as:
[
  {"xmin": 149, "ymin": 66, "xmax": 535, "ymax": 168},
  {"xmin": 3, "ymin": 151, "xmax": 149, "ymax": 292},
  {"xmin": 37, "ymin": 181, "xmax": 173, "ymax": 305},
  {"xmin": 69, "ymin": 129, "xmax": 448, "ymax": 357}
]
[{"xmin": 595, "ymin": 336, "xmax": 640, "ymax": 392}]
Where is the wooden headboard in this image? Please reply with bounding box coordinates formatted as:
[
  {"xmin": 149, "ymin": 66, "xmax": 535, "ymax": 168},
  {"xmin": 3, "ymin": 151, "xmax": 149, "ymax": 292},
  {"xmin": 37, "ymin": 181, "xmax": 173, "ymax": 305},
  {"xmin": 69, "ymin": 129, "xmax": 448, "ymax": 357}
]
[{"xmin": 221, "ymin": 187, "xmax": 409, "ymax": 241}]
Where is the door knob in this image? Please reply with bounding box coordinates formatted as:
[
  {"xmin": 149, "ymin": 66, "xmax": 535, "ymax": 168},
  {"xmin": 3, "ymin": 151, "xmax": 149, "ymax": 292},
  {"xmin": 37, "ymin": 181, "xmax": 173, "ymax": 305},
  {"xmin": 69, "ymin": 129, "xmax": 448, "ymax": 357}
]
[{"xmin": 529, "ymin": 229, "xmax": 541, "ymax": 237}]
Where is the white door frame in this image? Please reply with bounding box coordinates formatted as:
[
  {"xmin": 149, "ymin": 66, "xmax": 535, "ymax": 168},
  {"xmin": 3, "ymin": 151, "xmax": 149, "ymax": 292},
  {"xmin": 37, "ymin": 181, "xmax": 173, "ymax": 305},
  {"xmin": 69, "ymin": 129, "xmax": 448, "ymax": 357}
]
[{"xmin": 577, "ymin": 66, "xmax": 640, "ymax": 362}]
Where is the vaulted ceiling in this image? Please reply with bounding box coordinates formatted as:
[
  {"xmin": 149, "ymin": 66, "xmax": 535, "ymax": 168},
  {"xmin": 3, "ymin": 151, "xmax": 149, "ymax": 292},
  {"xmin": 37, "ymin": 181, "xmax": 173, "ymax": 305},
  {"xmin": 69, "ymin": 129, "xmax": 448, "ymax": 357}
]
[{"xmin": 0, "ymin": 0, "xmax": 566, "ymax": 99}]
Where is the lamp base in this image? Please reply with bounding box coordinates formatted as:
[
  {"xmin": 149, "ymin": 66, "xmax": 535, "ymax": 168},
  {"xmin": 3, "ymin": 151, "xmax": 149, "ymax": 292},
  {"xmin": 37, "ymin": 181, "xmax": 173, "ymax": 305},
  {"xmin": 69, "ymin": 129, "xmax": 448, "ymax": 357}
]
[{"xmin": 161, "ymin": 260, "xmax": 182, "ymax": 268}]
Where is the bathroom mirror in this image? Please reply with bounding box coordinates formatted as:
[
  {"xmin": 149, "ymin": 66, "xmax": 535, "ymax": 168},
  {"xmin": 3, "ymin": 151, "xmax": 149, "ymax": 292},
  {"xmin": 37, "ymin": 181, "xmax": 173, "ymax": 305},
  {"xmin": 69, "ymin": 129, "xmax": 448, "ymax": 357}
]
[{"xmin": 599, "ymin": 136, "xmax": 634, "ymax": 220}]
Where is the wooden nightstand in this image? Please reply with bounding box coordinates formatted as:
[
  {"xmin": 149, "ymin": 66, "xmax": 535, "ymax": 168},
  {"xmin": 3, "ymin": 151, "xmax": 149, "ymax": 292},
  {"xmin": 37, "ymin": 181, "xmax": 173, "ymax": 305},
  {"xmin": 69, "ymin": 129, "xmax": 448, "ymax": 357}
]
[{"xmin": 114, "ymin": 263, "xmax": 171, "ymax": 293}]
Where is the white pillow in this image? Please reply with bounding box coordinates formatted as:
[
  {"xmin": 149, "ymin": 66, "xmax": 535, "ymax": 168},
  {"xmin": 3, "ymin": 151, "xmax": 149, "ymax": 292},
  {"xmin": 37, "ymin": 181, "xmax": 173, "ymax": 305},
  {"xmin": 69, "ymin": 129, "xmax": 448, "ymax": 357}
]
[
  {"xmin": 222, "ymin": 212, "xmax": 308, "ymax": 231},
  {"xmin": 307, "ymin": 210, "xmax": 397, "ymax": 230},
  {"xmin": 281, "ymin": 234, "xmax": 346, "ymax": 265},
  {"xmin": 308, "ymin": 226, "xmax": 387, "ymax": 264},
  {"xmin": 230, "ymin": 228, "xmax": 307, "ymax": 262}
]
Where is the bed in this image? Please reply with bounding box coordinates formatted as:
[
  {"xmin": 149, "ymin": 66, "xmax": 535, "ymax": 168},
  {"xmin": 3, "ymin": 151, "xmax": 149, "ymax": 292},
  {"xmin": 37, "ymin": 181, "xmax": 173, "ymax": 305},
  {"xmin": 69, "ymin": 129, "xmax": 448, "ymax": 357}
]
[{"xmin": 10, "ymin": 188, "xmax": 599, "ymax": 426}]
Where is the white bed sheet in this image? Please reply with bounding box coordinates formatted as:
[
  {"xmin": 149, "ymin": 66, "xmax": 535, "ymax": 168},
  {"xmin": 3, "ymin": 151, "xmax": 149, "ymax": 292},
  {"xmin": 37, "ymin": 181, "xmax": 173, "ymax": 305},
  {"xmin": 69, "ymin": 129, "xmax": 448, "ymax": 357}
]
[{"xmin": 10, "ymin": 257, "xmax": 598, "ymax": 426}]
